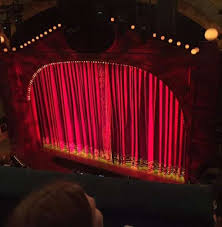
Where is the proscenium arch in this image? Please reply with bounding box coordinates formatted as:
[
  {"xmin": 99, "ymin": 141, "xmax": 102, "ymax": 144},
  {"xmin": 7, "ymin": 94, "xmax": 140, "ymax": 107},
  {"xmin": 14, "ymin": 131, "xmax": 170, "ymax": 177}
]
[
  {"xmin": 27, "ymin": 61, "xmax": 187, "ymax": 122},
  {"xmin": 27, "ymin": 61, "xmax": 187, "ymax": 126},
  {"xmin": 27, "ymin": 61, "xmax": 185, "ymax": 106},
  {"xmin": 27, "ymin": 61, "xmax": 187, "ymax": 179}
]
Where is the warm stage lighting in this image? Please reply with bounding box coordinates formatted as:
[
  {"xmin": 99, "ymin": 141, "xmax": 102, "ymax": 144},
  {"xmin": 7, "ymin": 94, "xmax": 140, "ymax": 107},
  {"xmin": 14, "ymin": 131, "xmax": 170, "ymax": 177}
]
[
  {"xmin": 177, "ymin": 41, "xmax": 181, "ymax": 46},
  {"xmin": 131, "ymin": 25, "xmax": 135, "ymax": 30},
  {"xmin": 185, "ymin": 44, "xmax": 190, "ymax": 49},
  {"xmin": 36, "ymin": 36, "xmax": 39, "ymax": 40},
  {"xmin": 32, "ymin": 38, "xmax": 35, "ymax": 42},
  {"xmin": 12, "ymin": 47, "xmax": 16, "ymax": 52},
  {"xmin": 194, "ymin": 47, "xmax": 200, "ymax": 53},
  {"xmin": 44, "ymin": 31, "xmax": 48, "ymax": 35},
  {"xmin": 205, "ymin": 28, "xmax": 218, "ymax": 41},
  {"xmin": 110, "ymin": 17, "xmax": 115, "ymax": 22},
  {"xmin": 191, "ymin": 48, "xmax": 197, "ymax": 55},
  {"xmin": 53, "ymin": 26, "xmax": 57, "ymax": 30},
  {"xmin": 153, "ymin": 33, "xmax": 157, "ymax": 38},
  {"xmin": 49, "ymin": 28, "xmax": 53, "ymax": 32},
  {"xmin": 24, "ymin": 43, "xmax": 27, "ymax": 46},
  {"xmin": 3, "ymin": 48, "xmax": 8, "ymax": 52},
  {"xmin": 0, "ymin": 36, "xmax": 5, "ymax": 44},
  {"xmin": 161, "ymin": 36, "xmax": 165, "ymax": 40},
  {"xmin": 168, "ymin": 39, "xmax": 173, "ymax": 43},
  {"xmin": 58, "ymin": 24, "xmax": 62, "ymax": 27},
  {"xmin": 28, "ymin": 41, "xmax": 31, "ymax": 44},
  {"xmin": 40, "ymin": 34, "xmax": 43, "ymax": 38},
  {"xmin": 20, "ymin": 45, "xmax": 23, "ymax": 49}
]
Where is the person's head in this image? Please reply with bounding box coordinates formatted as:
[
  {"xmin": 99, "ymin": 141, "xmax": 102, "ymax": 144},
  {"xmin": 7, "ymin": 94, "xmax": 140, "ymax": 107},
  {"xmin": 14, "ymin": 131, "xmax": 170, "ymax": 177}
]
[{"xmin": 6, "ymin": 181, "xmax": 103, "ymax": 227}]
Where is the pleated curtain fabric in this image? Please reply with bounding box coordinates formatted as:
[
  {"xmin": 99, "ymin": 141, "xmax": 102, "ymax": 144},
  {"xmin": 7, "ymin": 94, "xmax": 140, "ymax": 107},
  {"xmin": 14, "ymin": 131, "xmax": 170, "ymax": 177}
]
[{"xmin": 31, "ymin": 61, "xmax": 186, "ymax": 175}]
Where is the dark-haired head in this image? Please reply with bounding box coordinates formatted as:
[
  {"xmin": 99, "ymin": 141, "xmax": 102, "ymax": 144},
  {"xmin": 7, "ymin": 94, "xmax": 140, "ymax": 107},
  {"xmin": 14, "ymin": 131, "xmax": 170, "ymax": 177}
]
[{"xmin": 6, "ymin": 181, "xmax": 103, "ymax": 227}]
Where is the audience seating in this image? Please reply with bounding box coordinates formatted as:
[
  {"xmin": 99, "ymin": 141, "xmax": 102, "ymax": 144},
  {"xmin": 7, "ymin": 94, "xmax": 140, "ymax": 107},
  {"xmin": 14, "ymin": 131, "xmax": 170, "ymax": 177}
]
[{"xmin": 0, "ymin": 166, "xmax": 214, "ymax": 227}]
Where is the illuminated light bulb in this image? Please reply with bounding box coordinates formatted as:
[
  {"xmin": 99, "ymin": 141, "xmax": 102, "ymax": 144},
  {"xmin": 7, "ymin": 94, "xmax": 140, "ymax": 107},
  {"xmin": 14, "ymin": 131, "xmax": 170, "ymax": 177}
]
[
  {"xmin": 168, "ymin": 39, "xmax": 173, "ymax": 43},
  {"xmin": 53, "ymin": 26, "xmax": 57, "ymax": 30},
  {"xmin": 0, "ymin": 36, "xmax": 5, "ymax": 44},
  {"xmin": 205, "ymin": 28, "xmax": 218, "ymax": 41},
  {"xmin": 58, "ymin": 23, "xmax": 62, "ymax": 27},
  {"xmin": 12, "ymin": 47, "xmax": 16, "ymax": 51},
  {"xmin": 20, "ymin": 45, "xmax": 23, "ymax": 49},
  {"xmin": 194, "ymin": 47, "xmax": 200, "ymax": 53},
  {"xmin": 191, "ymin": 48, "xmax": 197, "ymax": 55},
  {"xmin": 32, "ymin": 38, "xmax": 35, "ymax": 42},
  {"xmin": 177, "ymin": 41, "xmax": 181, "ymax": 46},
  {"xmin": 153, "ymin": 33, "xmax": 157, "ymax": 38},
  {"xmin": 49, "ymin": 28, "xmax": 53, "ymax": 32},
  {"xmin": 44, "ymin": 31, "xmax": 48, "ymax": 35},
  {"xmin": 131, "ymin": 25, "xmax": 135, "ymax": 30},
  {"xmin": 161, "ymin": 36, "xmax": 165, "ymax": 40},
  {"xmin": 36, "ymin": 36, "xmax": 39, "ymax": 40},
  {"xmin": 110, "ymin": 17, "xmax": 115, "ymax": 22},
  {"xmin": 24, "ymin": 43, "xmax": 27, "ymax": 46},
  {"xmin": 185, "ymin": 44, "xmax": 190, "ymax": 49},
  {"xmin": 40, "ymin": 34, "xmax": 43, "ymax": 38},
  {"xmin": 3, "ymin": 48, "xmax": 8, "ymax": 52},
  {"xmin": 28, "ymin": 41, "xmax": 31, "ymax": 44}
]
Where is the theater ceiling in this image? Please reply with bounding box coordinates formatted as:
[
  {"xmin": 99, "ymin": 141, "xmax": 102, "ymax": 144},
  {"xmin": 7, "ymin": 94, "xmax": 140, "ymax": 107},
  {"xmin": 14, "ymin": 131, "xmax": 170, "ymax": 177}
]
[{"xmin": 0, "ymin": 0, "xmax": 222, "ymax": 48}]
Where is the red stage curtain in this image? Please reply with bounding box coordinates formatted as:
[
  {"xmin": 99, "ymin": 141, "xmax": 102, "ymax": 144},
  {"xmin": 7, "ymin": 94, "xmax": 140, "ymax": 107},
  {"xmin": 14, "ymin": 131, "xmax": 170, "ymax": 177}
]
[{"xmin": 30, "ymin": 61, "xmax": 186, "ymax": 175}]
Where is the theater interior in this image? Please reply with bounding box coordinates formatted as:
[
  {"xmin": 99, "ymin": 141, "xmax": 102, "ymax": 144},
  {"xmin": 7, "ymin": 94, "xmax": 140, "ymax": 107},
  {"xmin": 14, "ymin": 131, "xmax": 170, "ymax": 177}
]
[{"xmin": 0, "ymin": 0, "xmax": 222, "ymax": 227}]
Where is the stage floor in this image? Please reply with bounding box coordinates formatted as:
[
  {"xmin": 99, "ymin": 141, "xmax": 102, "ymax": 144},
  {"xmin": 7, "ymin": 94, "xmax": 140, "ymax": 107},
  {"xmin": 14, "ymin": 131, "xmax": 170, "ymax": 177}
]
[
  {"xmin": 36, "ymin": 148, "xmax": 185, "ymax": 184},
  {"xmin": 2, "ymin": 138, "xmax": 185, "ymax": 184}
]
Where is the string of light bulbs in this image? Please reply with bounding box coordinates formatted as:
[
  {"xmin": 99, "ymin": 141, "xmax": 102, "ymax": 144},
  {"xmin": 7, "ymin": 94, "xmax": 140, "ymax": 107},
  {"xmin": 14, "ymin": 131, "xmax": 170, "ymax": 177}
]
[
  {"xmin": 109, "ymin": 16, "xmax": 201, "ymax": 55},
  {"xmin": 152, "ymin": 33, "xmax": 200, "ymax": 55},
  {"xmin": 1, "ymin": 17, "xmax": 215, "ymax": 55},
  {"xmin": 0, "ymin": 23, "xmax": 62, "ymax": 53}
]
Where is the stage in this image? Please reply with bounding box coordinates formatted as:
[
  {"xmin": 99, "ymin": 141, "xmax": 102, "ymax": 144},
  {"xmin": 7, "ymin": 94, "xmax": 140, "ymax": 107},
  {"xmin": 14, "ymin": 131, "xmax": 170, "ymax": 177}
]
[{"xmin": 0, "ymin": 24, "xmax": 220, "ymax": 184}]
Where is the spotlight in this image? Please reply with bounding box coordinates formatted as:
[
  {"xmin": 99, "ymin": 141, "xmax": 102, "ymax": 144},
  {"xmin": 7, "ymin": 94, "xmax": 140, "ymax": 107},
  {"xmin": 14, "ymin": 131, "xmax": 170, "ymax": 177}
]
[
  {"xmin": 153, "ymin": 33, "xmax": 157, "ymax": 38},
  {"xmin": 168, "ymin": 39, "xmax": 173, "ymax": 43},
  {"xmin": 205, "ymin": 28, "xmax": 218, "ymax": 41},
  {"xmin": 20, "ymin": 45, "xmax": 23, "ymax": 49},
  {"xmin": 3, "ymin": 48, "xmax": 8, "ymax": 53},
  {"xmin": 53, "ymin": 26, "xmax": 57, "ymax": 30},
  {"xmin": 131, "ymin": 25, "xmax": 135, "ymax": 30},
  {"xmin": 12, "ymin": 47, "xmax": 16, "ymax": 52},
  {"xmin": 0, "ymin": 36, "xmax": 5, "ymax": 44},
  {"xmin": 161, "ymin": 36, "xmax": 165, "ymax": 40},
  {"xmin": 185, "ymin": 44, "xmax": 190, "ymax": 49},
  {"xmin": 24, "ymin": 43, "xmax": 27, "ymax": 46},
  {"xmin": 177, "ymin": 41, "xmax": 181, "ymax": 46},
  {"xmin": 32, "ymin": 38, "xmax": 35, "ymax": 42},
  {"xmin": 40, "ymin": 34, "xmax": 43, "ymax": 38},
  {"xmin": 44, "ymin": 31, "xmax": 48, "ymax": 35},
  {"xmin": 58, "ymin": 24, "xmax": 62, "ymax": 27},
  {"xmin": 110, "ymin": 17, "xmax": 115, "ymax": 22},
  {"xmin": 28, "ymin": 41, "xmax": 31, "ymax": 44},
  {"xmin": 36, "ymin": 36, "xmax": 39, "ymax": 40},
  {"xmin": 49, "ymin": 29, "xmax": 53, "ymax": 32}
]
